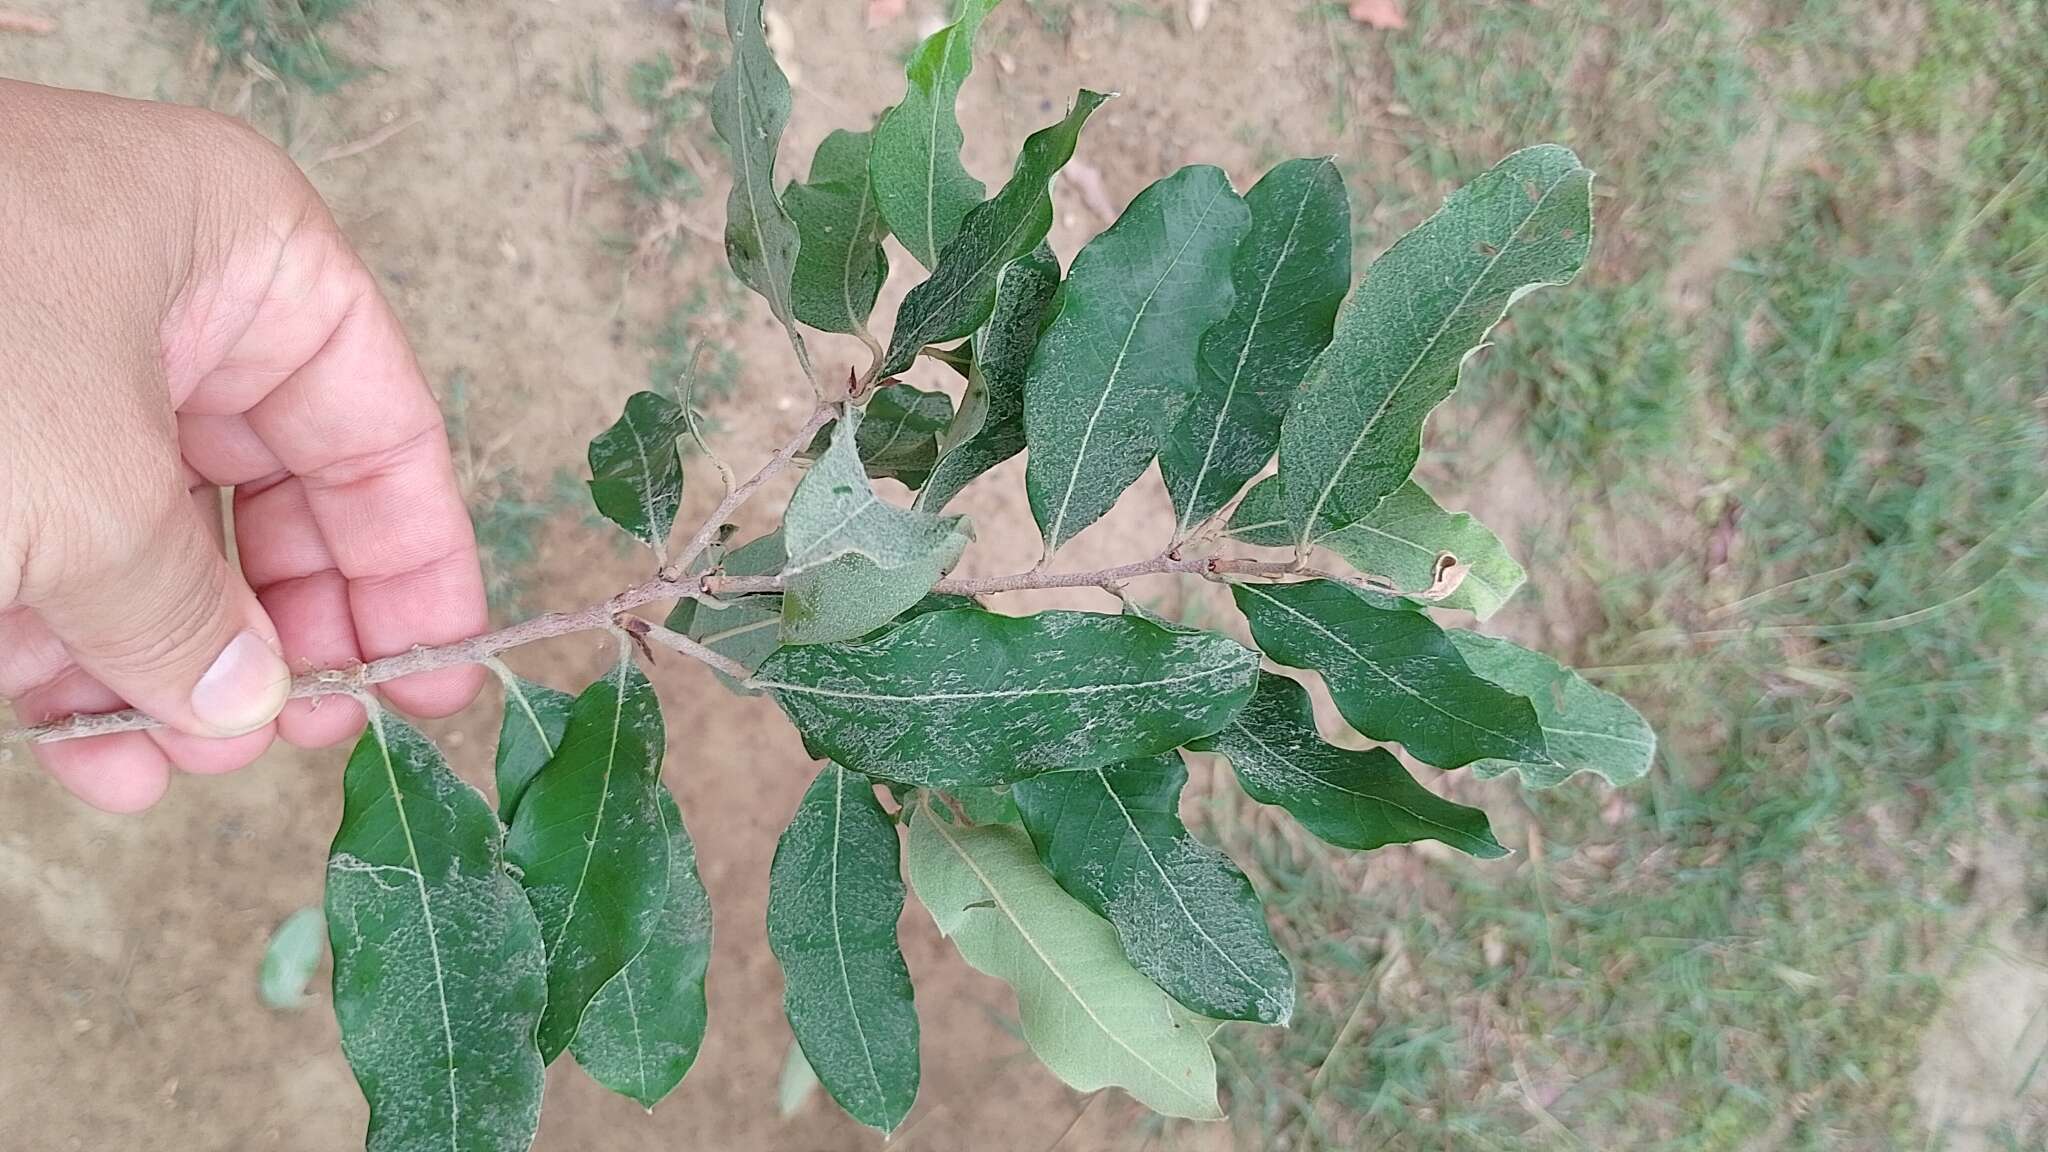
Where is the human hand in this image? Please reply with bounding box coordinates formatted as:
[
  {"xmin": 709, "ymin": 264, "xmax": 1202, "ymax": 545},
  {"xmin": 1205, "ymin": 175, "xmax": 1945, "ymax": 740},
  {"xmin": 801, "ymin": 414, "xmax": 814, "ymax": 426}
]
[{"xmin": 1, "ymin": 81, "xmax": 487, "ymax": 812}]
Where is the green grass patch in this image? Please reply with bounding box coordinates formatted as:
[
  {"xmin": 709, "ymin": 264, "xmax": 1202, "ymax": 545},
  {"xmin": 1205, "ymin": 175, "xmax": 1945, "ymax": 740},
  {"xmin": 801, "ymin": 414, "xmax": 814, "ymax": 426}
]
[{"xmin": 152, "ymin": 0, "xmax": 357, "ymax": 92}]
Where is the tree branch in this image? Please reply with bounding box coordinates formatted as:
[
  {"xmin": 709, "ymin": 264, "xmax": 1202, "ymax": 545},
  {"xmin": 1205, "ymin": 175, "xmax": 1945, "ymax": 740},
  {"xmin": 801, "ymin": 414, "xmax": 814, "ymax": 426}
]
[{"xmin": 4, "ymin": 396, "xmax": 1394, "ymax": 748}]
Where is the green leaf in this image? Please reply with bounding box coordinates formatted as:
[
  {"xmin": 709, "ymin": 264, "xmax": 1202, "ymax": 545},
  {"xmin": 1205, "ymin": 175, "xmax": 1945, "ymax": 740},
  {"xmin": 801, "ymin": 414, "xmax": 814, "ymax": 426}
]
[
  {"xmin": 787, "ymin": 128, "xmax": 890, "ymax": 336},
  {"xmin": 1024, "ymin": 164, "xmax": 1249, "ymax": 554},
  {"xmin": 876, "ymin": 91, "xmax": 1109, "ymax": 380},
  {"xmin": 1159, "ymin": 157, "xmax": 1351, "ymax": 538},
  {"xmin": 711, "ymin": 0, "xmax": 809, "ymax": 366},
  {"xmin": 569, "ymin": 785, "xmax": 713, "ymax": 1109},
  {"xmin": 915, "ymin": 244, "xmax": 1062, "ymax": 512},
  {"xmin": 666, "ymin": 530, "xmax": 787, "ymax": 692},
  {"xmin": 950, "ymin": 785, "xmax": 1021, "ymax": 826},
  {"xmin": 1279, "ymin": 145, "xmax": 1593, "ymax": 546},
  {"xmin": 871, "ymin": 0, "xmax": 1000, "ymax": 269},
  {"xmin": 1188, "ymin": 671, "xmax": 1506, "ymax": 857},
  {"xmin": 1233, "ymin": 580, "xmax": 1547, "ymax": 770},
  {"xmin": 755, "ymin": 607, "xmax": 1259, "ymax": 787},
  {"xmin": 504, "ymin": 655, "xmax": 671, "ymax": 1062},
  {"xmin": 779, "ymin": 408, "xmax": 970, "ymax": 645},
  {"xmin": 259, "ymin": 906, "xmax": 324, "ymax": 1010},
  {"xmin": 1012, "ymin": 754, "xmax": 1295, "ymax": 1024},
  {"xmin": 767, "ymin": 764, "xmax": 920, "ymax": 1133},
  {"xmin": 905, "ymin": 804, "xmax": 1222, "ymax": 1119},
  {"xmin": 1445, "ymin": 631, "xmax": 1657, "ymax": 788},
  {"xmin": 587, "ymin": 391, "xmax": 687, "ymax": 557},
  {"xmin": 1231, "ymin": 476, "xmax": 1526, "ymax": 619},
  {"xmin": 807, "ymin": 385, "xmax": 957, "ymax": 490},
  {"xmin": 492, "ymin": 673, "xmax": 573, "ymax": 823},
  {"xmin": 325, "ymin": 711, "xmax": 547, "ymax": 1152}
]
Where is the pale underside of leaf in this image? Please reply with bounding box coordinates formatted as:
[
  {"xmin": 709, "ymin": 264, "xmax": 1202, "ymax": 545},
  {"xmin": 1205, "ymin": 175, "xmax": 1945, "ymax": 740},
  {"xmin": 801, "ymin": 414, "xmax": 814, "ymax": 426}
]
[
  {"xmin": 905, "ymin": 804, "xmax": 1222, "ymax": 1119},
  {"xmin": 712, "ymin": 0, "xmax": 811, "ymax": 371}
]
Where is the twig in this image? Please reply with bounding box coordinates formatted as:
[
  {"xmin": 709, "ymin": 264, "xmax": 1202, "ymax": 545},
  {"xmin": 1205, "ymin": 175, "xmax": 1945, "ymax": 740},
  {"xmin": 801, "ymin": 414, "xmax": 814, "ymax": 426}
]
[{"xmin": 668, "ymin": 401, "xmax": 834, "ymax": 576}]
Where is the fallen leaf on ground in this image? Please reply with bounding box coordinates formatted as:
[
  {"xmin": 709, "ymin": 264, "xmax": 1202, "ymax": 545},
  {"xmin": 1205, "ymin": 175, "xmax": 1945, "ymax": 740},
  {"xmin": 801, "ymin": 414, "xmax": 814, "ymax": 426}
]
[
  {"xmin": 1348, "ymin": 0, "xmax": 1406, "ymax": 29},
  {"xmin": 1188, "ymin": 0, "xmax": 1213, "ymax": 31}
]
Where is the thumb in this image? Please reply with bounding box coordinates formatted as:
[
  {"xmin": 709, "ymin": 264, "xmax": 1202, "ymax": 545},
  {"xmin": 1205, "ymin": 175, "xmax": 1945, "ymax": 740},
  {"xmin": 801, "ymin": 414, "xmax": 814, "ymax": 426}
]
[{"xmin": 33, "ymin": 491, "xmax": 292, "ymax": 739}]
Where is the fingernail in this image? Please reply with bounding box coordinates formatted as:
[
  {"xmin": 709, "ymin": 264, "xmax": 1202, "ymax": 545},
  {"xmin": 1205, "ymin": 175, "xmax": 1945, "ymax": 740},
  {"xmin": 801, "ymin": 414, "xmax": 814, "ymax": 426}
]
[{"xmin": 190, "ymin": 631, "xmax": 291, "ymax": 735}]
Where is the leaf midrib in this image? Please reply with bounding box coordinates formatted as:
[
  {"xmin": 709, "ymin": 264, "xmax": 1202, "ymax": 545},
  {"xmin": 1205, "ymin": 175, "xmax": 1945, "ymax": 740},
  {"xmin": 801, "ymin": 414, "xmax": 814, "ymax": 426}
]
[
  {"xmin": 549, "ymin": 661, "xmax": 629, "ymax": 965},
  {"xmin": 754, "ymin": 656, "xmax": 1248, "ymax": 704},
  {"xmin": 1224, "ymin": 716, "xmax": 1482, "ymax": 847},
  {"xmin": 829, "ymin": 767, "xmax": 892, "ymax": 1124}
]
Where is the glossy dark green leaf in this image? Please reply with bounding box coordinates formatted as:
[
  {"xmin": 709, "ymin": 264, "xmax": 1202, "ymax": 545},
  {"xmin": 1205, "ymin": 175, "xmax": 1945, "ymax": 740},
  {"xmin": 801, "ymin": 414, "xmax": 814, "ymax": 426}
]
[
  {"xmin": 1159, "ymin": 158, "xmax": 1351, "ymax": 538},
  {"xmin": 905, "ymin": 804, "xmax": 1222, "ymax": 1118},
  {"xmin": 806, "ymin": 385, "xmax": 956, "ymax": 490},
  {"xmin": 779, "ymin": 408, "xmax": 970, "ymax": 645},
  {"xmin": 587, "ymin": 391, "xmax": 687, "ymax": 556},
  {"xmin": 754, "ymin": 608, "xmax": 1259, "ymax": 787},
  {"xmin": 1024, "ymin": 165, "xmax": 1249, "ymax": 554},
  {"xmin": 787, "ymin": 128, "xmax": 889, "ymax": 335},
  {"xmin": 871, "ymin": 0, "xmax": 1000, "ymax": 269},
  {"xmin": 876, "ymin": 91, "xmax": 1109, "ymax": 380},
  {"xmin": 1233, "ymin": 579, "xmax": 1546, "ymax": 770},
  {"xmin": 767, "ymin": 764, "xmax": 920, "ymax": 1133},
  {"xmin": 711, "ymin": 0, "xmax": 810, "ymax": 368},
  {"xmin": 504, "ymin": 655, "xmax": 671, "ymax": 1062},
  {"xmin": 1446, "ymin": 631, "xmax": 1657, "ymax": 788},
  {"xmin": 1012, "ymin": 754, "xmax": 1294, "ymax": 1024},
  {"xmin": 915, "ymin": 244, "xmax": 1062, "ymax": 512},
  {"xmin": 1279, "ymin": 145, "xmax": 1593, "ymax": 546},
  {"xmin": 1188, "ymin": 671, "xmax": 1506, "ymax": 857},
  {"xmin": 326, "ymin": 711, "xmax": 547, "ymax": 1152},
  {"xmin": 492, "ymin": 672, "xmax": 573, "ymax": 823},
  {"xmin": 1229, "ymin": 476, "xmax": 1525, "ymax": 620},
  {"xmin": 570, "ymin": 785, "xmax": 713, "ymax": 1109}
]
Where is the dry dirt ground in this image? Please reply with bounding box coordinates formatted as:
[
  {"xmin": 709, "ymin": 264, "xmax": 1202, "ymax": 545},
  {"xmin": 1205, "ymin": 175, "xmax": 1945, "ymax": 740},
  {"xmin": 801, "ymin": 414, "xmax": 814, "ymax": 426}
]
[{"xmin": 0, "ymin": 2, "xmax": 1373, "ymax": 1149}]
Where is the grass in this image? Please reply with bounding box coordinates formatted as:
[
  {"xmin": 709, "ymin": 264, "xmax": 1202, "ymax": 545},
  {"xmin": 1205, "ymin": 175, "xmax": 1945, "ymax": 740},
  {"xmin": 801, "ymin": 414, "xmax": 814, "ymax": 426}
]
[
  {"xmin": 152, "ymin": 0, "xmax": 357, "ymax": 92},
  {"xmin": 1199, "ymin": 1, "xmax": 2048, "ymax": 1149}
]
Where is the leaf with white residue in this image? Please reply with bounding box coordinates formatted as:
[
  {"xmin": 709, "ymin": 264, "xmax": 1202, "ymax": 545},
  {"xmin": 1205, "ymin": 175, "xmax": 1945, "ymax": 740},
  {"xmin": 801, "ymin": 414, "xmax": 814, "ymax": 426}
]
[
  {"xmin": 326, "ymin": 711, "xmax": 548, "ymax": 1152},
  {"xmin": 587, "ymin": 391, "xmax": 687, "ymax": 557},
  {"xmin": 755, "ymin": 608, "xmax": 1259, "ymax": 787},
  {"xmin": 768, "ymin": 764, "xmax": 920, "ymax": 1132},
  {"xmin": 1279, "ymin": 146, "xmax": 1592, "ymax": 546},
  {"xmin": 1188, "ymin": 671, "xmax": 1505, "ymax": 856},
  {"xmin": 780, "ymin": 408, "xmax": 970, "ymax": 645},
  {"xmin": 492, "ymin": 673, "xmax": 573, "ymax": 823},
  {"xmin": 788, "ymin": 128, "xmax": 890, "ymax": 336},
  {"xmin": 504, "ymin": 656, "xmax": 671, "ymax": 1062},
  {"xmin": 1446, "ymin": 631, "xmax": 1657, "ymax": 788},
  {"xmin": 905, "ymin": 804, "xmax": 1222, "ymax": 1119},
  {"xmin": 871, "ymin": 0, "xmax": 1000, "ymax": 269},
  {"xmin": 876, "ymin": 91, "xmax": 1108, "ymax": 380},
  {"xmin": 1012, "ymin": 753, "xmax": 1295, "ymax": 1023},
  {"xmin": 1159, "ymin": 158, "xmax": 1351, "ymax": 537},
  {"xmin": 1024, "ymin": 164, "xmax": 1249, "ymax": 554},
  {"xmin": 916, "ymin": 244, "xmax": 1063, "ymax": 511},
  {"xmin": 570, "ymin": 785, "xmax": 713, "ymax": 1109},
  {"xmin": 1233, "ymin": 580, "xmax": 1546, "ymax": 770}
]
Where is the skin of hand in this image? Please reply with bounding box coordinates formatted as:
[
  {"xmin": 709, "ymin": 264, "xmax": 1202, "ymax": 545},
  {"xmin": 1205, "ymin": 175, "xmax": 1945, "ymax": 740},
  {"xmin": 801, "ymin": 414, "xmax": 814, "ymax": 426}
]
[{"xmin": 0, "ymin": 81, "xmax": 488, "ymax": 813}]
